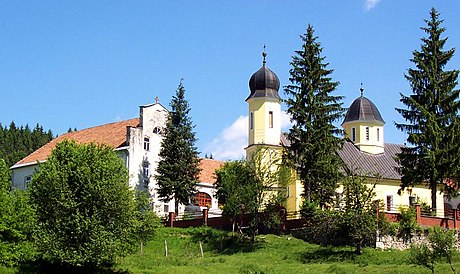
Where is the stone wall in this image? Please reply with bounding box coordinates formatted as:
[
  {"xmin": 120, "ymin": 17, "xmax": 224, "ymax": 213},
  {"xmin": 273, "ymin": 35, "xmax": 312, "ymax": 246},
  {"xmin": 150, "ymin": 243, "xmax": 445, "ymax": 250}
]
[{"xmin": 376, "ymin": 234, "xmax": 460, "ymax": 250}]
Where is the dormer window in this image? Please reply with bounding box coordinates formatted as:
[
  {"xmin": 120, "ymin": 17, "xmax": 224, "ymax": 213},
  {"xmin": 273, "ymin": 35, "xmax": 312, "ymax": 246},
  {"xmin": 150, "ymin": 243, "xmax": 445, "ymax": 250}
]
[{"xmin": 144, "ymin": 137, "xmax": 150, "ymax": 151}]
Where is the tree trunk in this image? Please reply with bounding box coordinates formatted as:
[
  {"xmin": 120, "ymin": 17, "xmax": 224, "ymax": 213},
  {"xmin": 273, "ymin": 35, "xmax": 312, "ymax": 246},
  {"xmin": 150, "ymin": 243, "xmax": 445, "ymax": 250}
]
[
  {"xmin": 175, "ymin": 200, "xmax": 179, "ymax": 216},
  {"xmin": 431, "ymin": 179, "xmax": 437, "ymax": 214}
]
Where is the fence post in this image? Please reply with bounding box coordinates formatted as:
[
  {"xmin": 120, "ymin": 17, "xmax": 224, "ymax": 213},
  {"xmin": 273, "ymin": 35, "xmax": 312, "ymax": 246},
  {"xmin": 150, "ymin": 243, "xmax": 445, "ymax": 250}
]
[
  {"xmin": 415, "ymin": 204, "xmax": 421, "ymax": 225},
  {"xmin": 202, "ymin": 208, "xmax": 208, "ymax": 226},
  {"xmin": 168, "ymin": 212, "xmax": 175, "ymax": 227},
  {"xmin": 454, "ymin": 209, "xmax": 458, "ymax": 230}
]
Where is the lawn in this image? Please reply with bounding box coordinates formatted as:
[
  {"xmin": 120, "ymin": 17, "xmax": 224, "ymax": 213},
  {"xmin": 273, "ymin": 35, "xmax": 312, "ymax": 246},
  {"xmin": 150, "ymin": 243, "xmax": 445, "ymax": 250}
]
[
  {"xmin": 2, "ymin": 227, "xmax": 459, "ymax": 273},
  {"xmin": 117, "ymin": 227, "xmax": 458, "ymax": 274}
]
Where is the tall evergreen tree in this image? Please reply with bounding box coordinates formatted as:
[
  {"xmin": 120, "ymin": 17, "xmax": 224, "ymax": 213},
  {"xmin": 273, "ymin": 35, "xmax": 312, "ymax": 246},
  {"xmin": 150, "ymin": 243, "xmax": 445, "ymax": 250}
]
[
  {"xmin": 396, "ymin": 8, "xmax": 460, "ymax": 211},
  {"xmin": 284, "ymin": 24, "xmax": 345, "ymax": 208},
  {"xmin": 156, "ymin": 81, "xmax": 201, "ymax": 214}
]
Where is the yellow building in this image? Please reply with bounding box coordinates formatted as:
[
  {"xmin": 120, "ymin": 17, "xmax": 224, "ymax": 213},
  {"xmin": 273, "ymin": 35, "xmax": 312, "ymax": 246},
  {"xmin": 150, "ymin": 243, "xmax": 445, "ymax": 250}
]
[
  {"xmin": 338, "ymin": 87, "xmax": 443, "ymax": 216},
  {"xmin": 245, "ymin": 51, "xmax": 443, "ymax": 216}
]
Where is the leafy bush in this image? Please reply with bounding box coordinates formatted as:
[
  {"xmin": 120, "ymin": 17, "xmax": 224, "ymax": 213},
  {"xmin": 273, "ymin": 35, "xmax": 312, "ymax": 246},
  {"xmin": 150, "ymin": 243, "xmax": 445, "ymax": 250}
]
[
  {"xmin": 29, "ymin": 141, "xmax": 138, "ymax": 267},
  {"xmin": 0, "ymin": 159, "xmax": 37, "ymax": 266},
  {"xmin": 409, "ymin": 226, "xmax": 458, "ymax": 273},
  {"xmin": 398, "ymin": 207, "xmax": 419, "ymax": 242}
]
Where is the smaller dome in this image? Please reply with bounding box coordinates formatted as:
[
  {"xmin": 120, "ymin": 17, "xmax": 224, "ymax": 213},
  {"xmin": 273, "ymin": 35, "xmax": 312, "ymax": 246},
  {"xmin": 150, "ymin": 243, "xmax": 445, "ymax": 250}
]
[
  {"xmin": 342, "ymin": 95, "xmax": 385, "ymax": 125},
  {"xmin": 246, "ymin": 50, "xmax": 280, "ymax": 101}
]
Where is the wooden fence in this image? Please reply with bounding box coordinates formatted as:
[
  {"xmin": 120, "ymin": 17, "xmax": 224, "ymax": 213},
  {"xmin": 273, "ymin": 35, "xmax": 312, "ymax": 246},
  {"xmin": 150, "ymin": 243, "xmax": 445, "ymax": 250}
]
[{"xmin": 164, "ymin": 204, "xmax": 460, "ymax": 231}]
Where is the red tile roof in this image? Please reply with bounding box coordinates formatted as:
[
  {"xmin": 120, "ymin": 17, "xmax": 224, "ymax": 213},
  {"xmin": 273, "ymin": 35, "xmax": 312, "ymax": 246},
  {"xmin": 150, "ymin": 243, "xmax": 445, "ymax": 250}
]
[
  {"xmin": 13, "ymin": 118, "xmax": 139, "ymax": 167},
  {"xmin": 198, "ymin": 158, "xmax": 224, "ymax": 185}
]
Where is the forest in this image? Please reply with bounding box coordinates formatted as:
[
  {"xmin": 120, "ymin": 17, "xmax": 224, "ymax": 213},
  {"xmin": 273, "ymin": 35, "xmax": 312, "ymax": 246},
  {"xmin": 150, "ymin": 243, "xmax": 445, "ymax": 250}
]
[{"xmin": 0, "ymin": 122, "xmax": 54, "ymax": 168}]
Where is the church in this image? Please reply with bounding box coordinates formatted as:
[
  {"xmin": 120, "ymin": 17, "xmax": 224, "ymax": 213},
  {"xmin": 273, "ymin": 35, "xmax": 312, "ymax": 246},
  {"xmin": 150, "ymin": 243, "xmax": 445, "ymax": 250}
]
[
  {"xmin": 245, "ymin": 50, "xmax": 444, "ymax": 216},
  {"xmin": 10, "ymin": 50, "xmax": 445, "ymax": 218}
]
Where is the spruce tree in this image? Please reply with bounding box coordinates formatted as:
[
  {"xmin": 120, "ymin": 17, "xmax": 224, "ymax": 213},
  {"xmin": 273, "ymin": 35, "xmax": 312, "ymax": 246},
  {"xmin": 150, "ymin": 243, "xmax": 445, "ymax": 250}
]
[
  {"xmin": 156, "ymin": 81, "xmax": 201, "ymax": 214},
  {"xmin": 396, "ymin": 8, "xmax": 460, "ymax": 212},
  {"xmin": 284, "ymin": 24, "xmax": 345, "ymax": 208}
]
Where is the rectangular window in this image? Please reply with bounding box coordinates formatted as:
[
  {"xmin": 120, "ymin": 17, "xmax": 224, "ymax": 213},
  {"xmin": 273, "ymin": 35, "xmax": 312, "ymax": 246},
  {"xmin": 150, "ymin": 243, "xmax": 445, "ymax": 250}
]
[
  {"xmin": 143, "ymin": 162, "xmax": 150, "ymax": 178},
  {"xmin": 164, "ymin": 204, "xmax": 169, "ymax": 213},
  {"xmin": 269, "ymin": 111, "xmax": 273, "ymax": 128},
  {"xmin": 250, "ymin": 112, "xmax": 254, "ymax": 130},
  {"xmin": 409, "ymin": 196, "xmax": 417, "ymax": 207},
  {"xmin": 352, "ymin": 127, "xmax": 356, "ymax": 142},
  {"xmin": 366, "ymin": 127, "xmax": 370, "ymax": 141},
  {"xmin": 24, "ymin": 176, "xmax": 32, "ymax": 189},
  {"xmin": 377, "ymin": 128, "xmax": 380, "ymax": 142},
  {"xmin": 386, "ymin": 195, "xmax": 393, "ymax": 211},
  {"xmin": 144, "ymin": 137, "xmax": 150, "ymax": 151},
  {"xmin": 286, "ymin": 186, "xmax": 290, "ymax": 198}
]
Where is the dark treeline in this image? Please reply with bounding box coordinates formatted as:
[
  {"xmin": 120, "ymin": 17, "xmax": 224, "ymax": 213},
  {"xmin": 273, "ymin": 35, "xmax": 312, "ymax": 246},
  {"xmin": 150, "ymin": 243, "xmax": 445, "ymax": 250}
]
[{"xmin": 0, "ymin": 122, "xmax": 54, "ymax": 167}]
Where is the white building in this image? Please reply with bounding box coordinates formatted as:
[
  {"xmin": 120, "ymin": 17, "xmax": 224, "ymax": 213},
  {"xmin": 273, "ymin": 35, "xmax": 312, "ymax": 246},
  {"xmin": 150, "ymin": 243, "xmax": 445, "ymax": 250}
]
[{"xmin": 10, "ymin": 99, "xmax": 223, "ymax": 216}]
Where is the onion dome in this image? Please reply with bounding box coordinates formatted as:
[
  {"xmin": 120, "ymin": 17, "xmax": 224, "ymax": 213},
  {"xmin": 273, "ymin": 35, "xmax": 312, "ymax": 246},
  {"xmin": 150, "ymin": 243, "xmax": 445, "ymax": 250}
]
[
  {"xmin": 342, "ymin": 86, "xmax": 385, "ymax": 125},
  {"xmin": 246, "ymin": 49, "xmax": 280, "ymax": 101}
]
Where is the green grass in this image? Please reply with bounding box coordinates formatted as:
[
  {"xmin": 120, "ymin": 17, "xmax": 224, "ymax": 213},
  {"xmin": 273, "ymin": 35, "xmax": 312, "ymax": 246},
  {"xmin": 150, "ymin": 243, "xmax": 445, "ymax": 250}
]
[
  {"xmin": 117, "ymin": 227, "xmax": 458, "ymax": 274},
  {"xmin": 4, "ymin": 227, "xmax": 460, "ymax": 273}
]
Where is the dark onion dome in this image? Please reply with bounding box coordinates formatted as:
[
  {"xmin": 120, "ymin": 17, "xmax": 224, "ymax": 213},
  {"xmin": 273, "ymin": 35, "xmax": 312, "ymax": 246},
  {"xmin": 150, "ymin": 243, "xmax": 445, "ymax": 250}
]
[
  {"xmin": 342, "ymin": 93, "xmax": 385, "ymax": 125},
  {"xmin": 246, "ymin": 50, "xmax": 280, "ymax": 101}
]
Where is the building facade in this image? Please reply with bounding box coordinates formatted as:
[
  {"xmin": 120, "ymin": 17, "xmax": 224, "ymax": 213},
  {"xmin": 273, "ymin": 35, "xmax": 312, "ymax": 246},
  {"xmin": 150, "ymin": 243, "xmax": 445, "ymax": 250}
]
[{"xmin": 10, "ymin": 100, "xmax": 223, "ymax": 217}]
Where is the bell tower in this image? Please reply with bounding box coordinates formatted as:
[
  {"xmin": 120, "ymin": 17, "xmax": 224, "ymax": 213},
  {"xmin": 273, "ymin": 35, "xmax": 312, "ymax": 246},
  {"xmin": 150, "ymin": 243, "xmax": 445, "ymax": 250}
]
[
  {"xmin": 342, "ymin": 85, "xmax": 385, "ymax": 154},
  {"xmin": 245, "ymin": 48, "xmax": 282, "ymax": 157}
]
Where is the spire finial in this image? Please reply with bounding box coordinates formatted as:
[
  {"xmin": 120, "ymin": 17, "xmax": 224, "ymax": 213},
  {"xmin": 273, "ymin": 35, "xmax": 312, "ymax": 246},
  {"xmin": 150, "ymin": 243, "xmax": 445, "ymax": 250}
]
[
  {"xmin": 155, "ymin": 96, "xmax": 159, "ymax": 104},
  {"xmin": 360, "ymin": 83, "xmax": 364, "ymax": 97},
  {"xmin": 262, "ymin": 44, "xmax": 267, "ymax": 65}
]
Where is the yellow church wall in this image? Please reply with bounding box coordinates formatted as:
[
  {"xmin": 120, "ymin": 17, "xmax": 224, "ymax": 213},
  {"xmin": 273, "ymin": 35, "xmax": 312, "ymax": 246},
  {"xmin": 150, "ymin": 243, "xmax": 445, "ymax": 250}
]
[
  {"xmin": 283, "ymin": 173, "xmax": 444, "ymax": 217},
  {"xmin": 286, "ymin": 177, "xmax": 303, "ymax": 214},
  {"xmin": 248, "ymin": 97, "xmax": 281, "ymax": 146},
  {"xmin": 343, "ymin": 121, "xmax": 384, "ymax": 154},
  {"xmin": 367, "ymin": 178, "xmax": 444, "ymax": 217}
]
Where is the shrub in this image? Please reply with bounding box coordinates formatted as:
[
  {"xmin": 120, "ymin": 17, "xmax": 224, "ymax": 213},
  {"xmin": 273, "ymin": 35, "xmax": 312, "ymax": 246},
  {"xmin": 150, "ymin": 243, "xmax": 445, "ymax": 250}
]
[{"xmin": 29, "ymin": 141, "xmax": 137, "ymax": 267}]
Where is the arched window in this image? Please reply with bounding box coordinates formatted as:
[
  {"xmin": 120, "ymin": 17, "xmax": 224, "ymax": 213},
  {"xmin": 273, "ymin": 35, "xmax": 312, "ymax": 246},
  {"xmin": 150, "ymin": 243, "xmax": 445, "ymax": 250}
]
[
  {"xmin": 194, "ymin": 192, "xmax": 212, "ymax": 207},
  {"xmin": 153, "ymin": 126, "xmax": 162, "ymax": 135}
]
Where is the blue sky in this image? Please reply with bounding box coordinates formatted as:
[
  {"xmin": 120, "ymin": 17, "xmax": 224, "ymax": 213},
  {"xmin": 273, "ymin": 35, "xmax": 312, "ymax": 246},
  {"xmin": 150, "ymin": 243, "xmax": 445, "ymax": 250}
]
[{"xmin": 1, "ymin": 1, "xmax": 459, "ymax": 160}]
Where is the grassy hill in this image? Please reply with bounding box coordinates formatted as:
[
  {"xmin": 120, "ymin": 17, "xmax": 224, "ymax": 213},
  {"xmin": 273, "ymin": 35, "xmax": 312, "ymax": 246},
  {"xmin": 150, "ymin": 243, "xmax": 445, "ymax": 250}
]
[
  {"xmin": 2, "ymin": 227, "xmax": 458, "ymax": 273},
  {"xmin": 117, "ymin": 227, "xmax": 456, "ymax": 274}
]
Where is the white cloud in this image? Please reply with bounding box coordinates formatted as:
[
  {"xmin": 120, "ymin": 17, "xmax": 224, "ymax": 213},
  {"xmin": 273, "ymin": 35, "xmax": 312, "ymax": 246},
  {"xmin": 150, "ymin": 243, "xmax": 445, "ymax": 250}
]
[
  {"xmin": 364, "ymin": 0, "xmax": 381, "ymax": 11},
  {"xmin": 204, "ymin": 111, "xmax": 293, "ymax": 161},
  {"xmin": 204, "ymin": 115, "xmax": 248, "ymax": 160}
]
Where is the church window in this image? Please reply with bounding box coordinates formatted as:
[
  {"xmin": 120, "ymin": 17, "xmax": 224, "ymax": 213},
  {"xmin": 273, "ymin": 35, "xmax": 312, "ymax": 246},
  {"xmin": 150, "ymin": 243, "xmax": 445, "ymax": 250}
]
[
  {"xmin": 144, "ymin": 137, "xmax": 150, "ymax": 151},
  {"xmin": 409, "ymin": 195, "xmax": 417, "ymax": 207},
  {"xmin": 153, "ymin": 126, "xmax": 162, "ymax": 135},
  {"xmin": 250, "ymin": 112, "xmax": 254, "ymax": 130},
  {"xmin": 352, "ymin": 127, "xmax": 356, "ymax": 142},
  {"xmin": 365, "ymin": 127, "xmax": 370, "ymax": 141},
  {"xmin": 377, "ymin": 128, "xmax": 380, "ymax": 142},
  {"xmin": 269, "ymin": 111, "xmax": 273, "ymax": 128},
  {"xmin": 386, "ymin": 195, "xmax": 393, "ymax": 211},
  {"xmin": 194, "ymin": 192, "xmax": 212, "ymax": 207}
]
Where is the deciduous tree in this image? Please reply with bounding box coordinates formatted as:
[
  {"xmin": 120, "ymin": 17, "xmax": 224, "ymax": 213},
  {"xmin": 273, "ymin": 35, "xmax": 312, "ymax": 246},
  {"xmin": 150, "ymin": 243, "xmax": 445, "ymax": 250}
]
[{"xmin": 29, "ymin": 140, "xmax": 137, "ymax": 267}]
